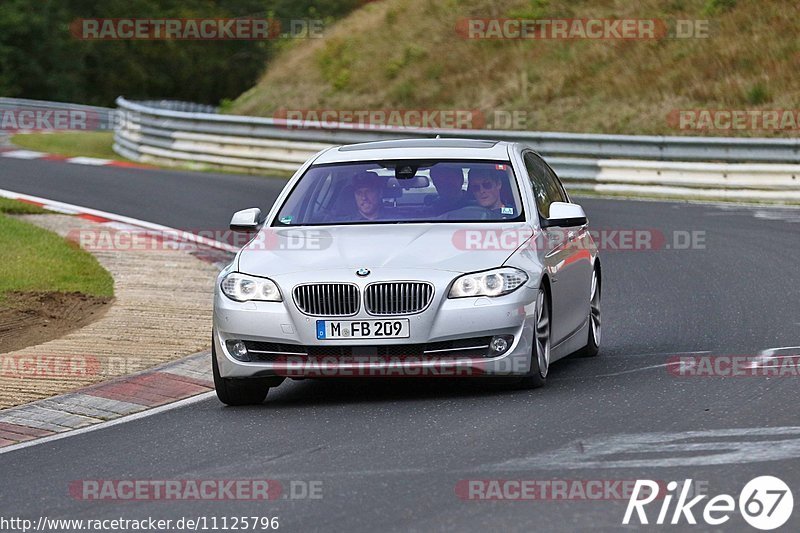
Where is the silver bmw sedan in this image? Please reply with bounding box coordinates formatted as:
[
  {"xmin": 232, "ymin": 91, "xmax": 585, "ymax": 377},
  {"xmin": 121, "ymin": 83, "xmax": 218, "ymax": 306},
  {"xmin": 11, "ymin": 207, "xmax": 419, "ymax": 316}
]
[{"xmin": 212, "ymin": 138, "xmax": 601, "ymax": 405}]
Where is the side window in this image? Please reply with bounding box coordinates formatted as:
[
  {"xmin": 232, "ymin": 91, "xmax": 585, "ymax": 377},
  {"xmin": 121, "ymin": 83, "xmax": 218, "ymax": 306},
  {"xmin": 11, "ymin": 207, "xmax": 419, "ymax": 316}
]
[
  {"xmin": 524, "ymin": 152, "xmax": 563, "ymax": 218},
  {"xmin": 542, "ymin": 162, "xmax": 568, "ymax": 204},
  {"xmin": 307, "ymin": 173, "xmax": 333, "ymax": 221},
  {"xmin": 523, "ymin": 152, "xmax": 550, "ymax": 217}
]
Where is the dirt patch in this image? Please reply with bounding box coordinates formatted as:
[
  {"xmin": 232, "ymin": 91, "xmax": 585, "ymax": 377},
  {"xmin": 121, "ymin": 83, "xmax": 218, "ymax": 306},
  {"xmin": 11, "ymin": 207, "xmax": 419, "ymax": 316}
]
[{"xmin": 0, "ymin": 292, "xmax": 112, "ymax": 354}]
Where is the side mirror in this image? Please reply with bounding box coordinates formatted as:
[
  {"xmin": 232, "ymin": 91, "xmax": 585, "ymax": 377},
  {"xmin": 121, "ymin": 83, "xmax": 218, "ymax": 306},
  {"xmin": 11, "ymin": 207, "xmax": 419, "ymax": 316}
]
[
  {"xmin": 229, "ymin": 208, "xmax": 262, "ymax": 232},
  {"xmin": 541, "ymin": 202, "xmax": 587, "ymax": 228}
]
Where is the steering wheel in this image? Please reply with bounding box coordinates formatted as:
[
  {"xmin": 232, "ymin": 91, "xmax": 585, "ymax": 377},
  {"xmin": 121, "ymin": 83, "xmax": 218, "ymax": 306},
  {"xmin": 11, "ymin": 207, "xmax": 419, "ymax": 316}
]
[{"xmin": 441, "ymin": 205, "xmax": 493, "ymax": 221}]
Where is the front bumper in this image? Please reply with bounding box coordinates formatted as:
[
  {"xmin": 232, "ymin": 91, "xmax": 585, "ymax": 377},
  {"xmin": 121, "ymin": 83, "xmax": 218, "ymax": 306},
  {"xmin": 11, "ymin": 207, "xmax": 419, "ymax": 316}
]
[{"xmin": 213, "ymin": 268, "xmax": 538, "ymax": 379}]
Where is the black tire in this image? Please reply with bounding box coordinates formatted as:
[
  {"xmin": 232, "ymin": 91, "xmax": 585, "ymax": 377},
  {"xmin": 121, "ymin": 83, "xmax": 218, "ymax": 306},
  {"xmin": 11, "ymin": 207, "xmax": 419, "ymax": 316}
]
[
  {"xmin": 212, "ymin": 344, "xmax": 279, "ymax": 406},
  {"xmin": 516, "ymin": 287, "xmax": 550, "ymax": 389},
  {"xmin": 575, "ymin": 267, "xmax": 601, "ymax": 358}
]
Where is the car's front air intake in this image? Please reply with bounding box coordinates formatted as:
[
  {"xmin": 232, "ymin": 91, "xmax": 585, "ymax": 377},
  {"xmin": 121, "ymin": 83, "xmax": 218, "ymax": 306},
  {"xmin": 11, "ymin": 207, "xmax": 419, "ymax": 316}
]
[
  {"xmin": 364, "ymin": 282, "xmax": 434, "ymax": 315},
  {"xmin": 293, "ymin": 283, "xmax": 359, "ymax": 316}
]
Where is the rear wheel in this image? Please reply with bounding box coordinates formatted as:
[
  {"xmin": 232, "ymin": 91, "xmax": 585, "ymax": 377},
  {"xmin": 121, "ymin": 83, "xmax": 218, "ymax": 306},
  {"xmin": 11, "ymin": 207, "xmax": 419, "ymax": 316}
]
[
  {"xmin": 576, "ymin": 267, "xmax": 601, "ymax": 358},
  {"xmin": 212, "ymin": 344, "xmax": 279, "ymax": 406},
  {"xmin": 517, "ymin": 288, "xmax": 550, "ymax": 389}
]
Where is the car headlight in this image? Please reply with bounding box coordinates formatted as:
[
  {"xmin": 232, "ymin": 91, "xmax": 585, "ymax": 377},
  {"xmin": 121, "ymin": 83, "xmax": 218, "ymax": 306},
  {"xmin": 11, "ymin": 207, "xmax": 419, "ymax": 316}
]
[
  {"xmin": 448, "ymin": 267, "xmax": 528, "ymax": 298},
  {"xmin": 220, "ymin": 272, "xmax": 282, "ymax": 302}
]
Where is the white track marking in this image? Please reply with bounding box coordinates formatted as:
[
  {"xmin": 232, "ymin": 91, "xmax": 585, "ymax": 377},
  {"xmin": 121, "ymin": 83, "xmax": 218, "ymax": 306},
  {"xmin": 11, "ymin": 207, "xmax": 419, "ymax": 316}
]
[
  {"xmin": 0, "ymin": 392, "xmax": 216, "ymax": 455},
  {"xmin": 551, "ymin": 351, "xmax": 711, "ymax": 381},
  {"xmin": 38, "ymin": 204, "xmax": 80, "ymax": 215},
  {"xmin": 66, "ymin": 156, "xmax": 113, "ymax": 166},
  {"xmin": 0, "ymin": 187, "xmax": 237, "ymax": 252},
  {"xmin": 1, "ymin": 149, "xmax": 46, "ymax": 159},
  {"xmin": 551, "ymin": 362, "xmax": 677, "ymax": 380},
  {"xmin": 608, "ymin": 350, "xmax": 711, "ymax": 358},
  {"xmin": 0, "ymin": 188, "xmax": 234, "ymax": 453},
  {"xmin": 753, "ymin": 210, "xmax": 800, "ymax": 223},
  {"xmin": 759, "ymin": 346, "xmax": 800, "ymax": 356},
  {"xmin": 484, "ymin": 426, "xmax": 800, "ymax": 471},
  {"xmin": 750, "ymin": 346, "xmax": 800, "ymax": 369}
]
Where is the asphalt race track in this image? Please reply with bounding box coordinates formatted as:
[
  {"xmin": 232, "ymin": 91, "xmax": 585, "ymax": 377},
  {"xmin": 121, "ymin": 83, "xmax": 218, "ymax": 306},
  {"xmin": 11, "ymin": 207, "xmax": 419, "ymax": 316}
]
[{"xmin": 1, "ymin": 157, "xmax": 799, "ymax": 531}]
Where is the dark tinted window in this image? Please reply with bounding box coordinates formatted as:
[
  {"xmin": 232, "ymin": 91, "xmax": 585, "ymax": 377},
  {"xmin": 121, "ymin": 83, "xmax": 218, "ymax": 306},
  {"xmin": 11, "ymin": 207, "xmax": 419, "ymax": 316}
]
[
  {"xmin": 543, "ymin": 163, "xmax": 568, "ymax": 204},
  {"xmin": 274, "ymin": 160, "xmax": 525, "ymax": 225},
  {"xmin": 523, "ymin": 152, "xmax": 566, "ymax": 218}
]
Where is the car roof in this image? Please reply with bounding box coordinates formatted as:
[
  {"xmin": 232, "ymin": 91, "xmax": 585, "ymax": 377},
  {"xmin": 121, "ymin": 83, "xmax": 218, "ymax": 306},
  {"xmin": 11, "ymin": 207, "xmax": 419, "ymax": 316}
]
[{"xmin": 313, "ymin": 138, "xmax": 513, "ymax": 164}]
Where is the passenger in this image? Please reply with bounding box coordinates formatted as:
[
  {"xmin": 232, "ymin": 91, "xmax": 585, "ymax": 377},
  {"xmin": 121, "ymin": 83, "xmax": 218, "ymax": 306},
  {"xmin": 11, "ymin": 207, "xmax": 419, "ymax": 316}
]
[
  {"xmin": 468, "ymin": 171, "xmax": 507, "ymax": 215},
  {"xmin": 429, "ymin": 166, "xmax": 469, "ymax": 215}
]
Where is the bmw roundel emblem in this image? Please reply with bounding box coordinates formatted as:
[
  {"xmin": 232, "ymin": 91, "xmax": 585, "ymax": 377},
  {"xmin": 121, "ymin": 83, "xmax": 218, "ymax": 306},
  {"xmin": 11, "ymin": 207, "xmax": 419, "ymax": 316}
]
[{"xmin": 356, "ymin": 268, "xmax": 370, "ymax": 277}]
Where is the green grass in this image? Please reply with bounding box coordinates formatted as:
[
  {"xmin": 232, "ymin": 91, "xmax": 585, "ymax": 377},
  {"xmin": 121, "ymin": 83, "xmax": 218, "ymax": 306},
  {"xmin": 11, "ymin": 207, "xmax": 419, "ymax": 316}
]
[
  {"xmin": 0, "ymin": 206, "xmax": 114, "ymax": 299},
  {"xmin": 0, "ymin": 197, "xmax": 50, "ymax": 215},
  {"xmin": 10, "ymin": 132, "xmax": 119, "ymax": 160}
]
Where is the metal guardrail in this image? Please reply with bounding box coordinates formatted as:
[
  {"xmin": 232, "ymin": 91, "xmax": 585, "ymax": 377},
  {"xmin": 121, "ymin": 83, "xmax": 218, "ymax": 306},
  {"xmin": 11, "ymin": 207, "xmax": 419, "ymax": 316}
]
[
  {"xmin": 134, "ymin": 100, "xmax": 219, "ymax": 114},
  {"xmin": 2, "ymin": 96, "xmax": 796, "ymax": 201},
  {"xmin": 114, "ymin": 97, "xmax": 800, "ymax": 201},
  {"xmin": 114, "ymin": 97, "xmax": 800, "ymax": 162},
  {"xmin": 0, "ymin": 97, "xmax": 117, "ymax": 131}
]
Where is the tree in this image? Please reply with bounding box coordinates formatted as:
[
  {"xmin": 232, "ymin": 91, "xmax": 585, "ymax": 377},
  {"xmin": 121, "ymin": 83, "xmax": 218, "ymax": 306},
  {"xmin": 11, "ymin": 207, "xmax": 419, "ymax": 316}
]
[{"xmin": 0, "ymin": 0, "xmax": 363, "ymax": 105}]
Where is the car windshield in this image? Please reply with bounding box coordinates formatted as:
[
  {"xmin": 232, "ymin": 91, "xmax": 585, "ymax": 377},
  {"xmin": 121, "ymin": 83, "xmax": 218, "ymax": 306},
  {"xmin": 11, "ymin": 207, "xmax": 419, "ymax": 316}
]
[{"xmin": 273, "ymin": 160, "xmax": 525, "ymax": 226}]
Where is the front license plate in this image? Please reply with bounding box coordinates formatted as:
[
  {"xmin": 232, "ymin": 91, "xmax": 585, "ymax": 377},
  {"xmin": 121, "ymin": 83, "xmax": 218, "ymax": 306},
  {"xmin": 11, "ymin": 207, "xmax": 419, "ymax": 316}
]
[{"xmin": 316, "ymin": 319, "xmax": 410, "ymax": 340}]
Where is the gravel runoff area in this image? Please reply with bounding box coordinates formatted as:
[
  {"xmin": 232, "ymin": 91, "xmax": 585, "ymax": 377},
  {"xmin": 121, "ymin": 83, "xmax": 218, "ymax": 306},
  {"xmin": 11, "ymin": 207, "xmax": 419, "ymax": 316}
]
[{"xmin": 0, "ymin": 214, "xmax": 221, "ymax": 409}]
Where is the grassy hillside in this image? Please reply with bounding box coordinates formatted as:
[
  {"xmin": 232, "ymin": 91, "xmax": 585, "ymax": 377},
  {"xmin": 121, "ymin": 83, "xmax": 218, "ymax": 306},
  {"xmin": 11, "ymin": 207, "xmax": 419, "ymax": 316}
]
[{"xmin": 229, "ymin": 0, "xmax": 800, "ymax": 136}]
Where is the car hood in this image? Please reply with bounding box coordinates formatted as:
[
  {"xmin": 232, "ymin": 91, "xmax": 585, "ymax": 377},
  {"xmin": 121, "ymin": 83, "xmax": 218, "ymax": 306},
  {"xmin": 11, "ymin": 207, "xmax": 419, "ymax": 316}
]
[{"xmin": 237, "ymin": 223, "xmax": 529, "ymax": 277}]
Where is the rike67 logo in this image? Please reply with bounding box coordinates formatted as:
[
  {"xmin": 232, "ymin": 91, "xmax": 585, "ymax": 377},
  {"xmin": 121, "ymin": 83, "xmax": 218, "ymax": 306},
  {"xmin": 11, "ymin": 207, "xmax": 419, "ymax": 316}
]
[{"xmin": 624, "ymin": 476, "xmax": 793, "ymax": 530}]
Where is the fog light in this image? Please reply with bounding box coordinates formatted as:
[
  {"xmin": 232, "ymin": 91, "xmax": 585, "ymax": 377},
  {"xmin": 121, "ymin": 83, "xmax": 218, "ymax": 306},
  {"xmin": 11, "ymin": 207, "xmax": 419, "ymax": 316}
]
[
  {"xmin": 226, "ymin": 340, "xmax": 250, "ymax": 361},
  {"xmin": 488, "ymin": 335, "xmax": 514, "ymax": 356}
]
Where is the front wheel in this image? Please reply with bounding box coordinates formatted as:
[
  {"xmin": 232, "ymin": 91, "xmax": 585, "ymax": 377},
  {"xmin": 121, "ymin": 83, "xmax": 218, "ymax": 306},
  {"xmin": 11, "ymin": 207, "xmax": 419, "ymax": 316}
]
[
  {"xmin": 212, "ymin": 344, "xmax": 280, "ymax": 406},
  {"xmin": 576, "ymin": 267, "xmax": 601, "ymax": 358},
  {"xmin": 517, "ymin": 287, "xmax": 550, "ymax": 389}
]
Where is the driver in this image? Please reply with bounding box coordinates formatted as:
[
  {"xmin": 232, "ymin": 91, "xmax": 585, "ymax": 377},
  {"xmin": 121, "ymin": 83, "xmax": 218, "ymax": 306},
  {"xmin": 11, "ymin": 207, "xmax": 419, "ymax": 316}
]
[{"xmin": 352, "ymin": 172, "xmax": 387, "ymax": 221}]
